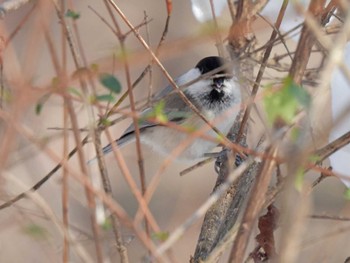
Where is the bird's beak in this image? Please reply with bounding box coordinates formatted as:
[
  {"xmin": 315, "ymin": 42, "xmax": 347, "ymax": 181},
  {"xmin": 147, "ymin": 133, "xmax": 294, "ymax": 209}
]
[{"xmin": 213, "ymin": 78, "xmax": 224, "ymax": 90}]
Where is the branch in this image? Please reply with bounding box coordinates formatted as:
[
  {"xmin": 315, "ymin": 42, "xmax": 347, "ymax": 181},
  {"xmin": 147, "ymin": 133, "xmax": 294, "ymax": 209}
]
[
  {"xmin": 229, "ymin": 146, "xmax": 279, "ymax": 262},
  {"xmin": 289, "ymin": 0, "xmax": 327, "ymax": 84},
  {"xmin": 0, "ymin": 136, "xmax": 89, "ymax": 209}
]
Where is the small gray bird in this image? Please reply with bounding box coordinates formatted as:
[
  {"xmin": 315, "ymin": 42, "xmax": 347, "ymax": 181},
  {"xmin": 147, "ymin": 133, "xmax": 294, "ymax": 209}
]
[{"xmin": 101, "ymin": 56, "xmax": 241, "ymax": 161}]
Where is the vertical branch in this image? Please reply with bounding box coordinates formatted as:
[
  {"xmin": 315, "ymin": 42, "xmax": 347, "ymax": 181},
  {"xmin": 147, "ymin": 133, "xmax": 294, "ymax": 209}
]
[
  {"xmin": 62, "ymin": 97, "xmax": 70, "ymax": 263},
  {"xmin": 94, "ymin": 128, "xmax": 129, "ymax": 263},
  {"xmin": 61, "ymin": 1, "xmax": 69, "ymax": 256},
  {"xmin": 236, "ymin": 0, "xmax": 289, "ymax": 143},
  {"xmin": 194, "ymin": 1, "xmax": 288, "ymax": 262},
  {"xmin": 193, "ymin": 0, "xmax": 279, "ymax": 262},
  {"xmin": 102, "ymin": 0, "xmax": 149, "ymax": 247},
  {"xmin": 60, "ymin": 0, "xmax": 70, "ymax": 255},
  {"xmin": 143, "ymin": 11, "xmax": 153, "ymax": 103},
  {"xmin": 0, "ymin": 52, "xmax": 3, "ymax": 109},
  {"xmin": 209, "ymin": 0, "xmax": 225, "ymax": 56},
  {"xmin": 276, "ymin": 2, "xmax": 348, "ymax": 262},
  {"xmin": 289, "ymin": 0, "xmax": 327, "ymax": 84},
  {"xmin": 102, "ymin": 1, "xmax": 146, "ymax": 184},
  {"xmin": 228, "ymin": 147, "xmax": 279, "ymax": 262},
  {"xmin": 53, "ymin": 3, "xmax": 104, "ymax": 262}
]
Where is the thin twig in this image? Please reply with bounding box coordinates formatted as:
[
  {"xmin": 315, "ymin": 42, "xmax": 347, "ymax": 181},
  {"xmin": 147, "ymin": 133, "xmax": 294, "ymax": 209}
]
[
  {"xmin": 310, "ymin": 214, "xmax": 350, "ymax": 221},
  {"xmin": 289, "ymin": 0, "xmax": 327, "ymax": 84},
  {"xmin": 179, "ymin": 158, "xmax": 214, "ymax": 176},
  {"xmin": 53, "ymin": 3, "xmax": 104, "ymax": 261},
  {"xmin": 102, "ymin": 0, "xmax": 149, "ymax": 253},
  {"xmin": 0, "ymin": 109, "xmax": 166, "ymax": 260},
  {"xmin": 209, "ymin": 0, "xmax": 225, "ymax": 57},
  {"xmin": 311, "ymin": 167, "xmax": 332, "ymax": 188},
  {"xmin": 3, "ymin": 171, "xmax": 94, "ymax": 263}
]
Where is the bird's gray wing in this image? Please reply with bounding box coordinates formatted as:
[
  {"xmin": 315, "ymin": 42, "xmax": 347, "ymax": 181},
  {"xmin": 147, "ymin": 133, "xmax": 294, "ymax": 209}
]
[
  {"xmin": 153, "ymin": 83, "xmax": 174, "ymax": 100},
  {"xmin": 101, "ymin": 107, "xmax": 157, "ymax": 155},
  {"xmin": 101, "ymin": 94, "xmax": 190, "ymax": 156}
]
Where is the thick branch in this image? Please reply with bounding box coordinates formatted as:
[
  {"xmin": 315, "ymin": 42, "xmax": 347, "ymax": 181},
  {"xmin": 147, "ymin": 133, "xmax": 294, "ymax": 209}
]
[{"xmin": 289, "ymin": 0, "xmax": 327, "ymax": 84}]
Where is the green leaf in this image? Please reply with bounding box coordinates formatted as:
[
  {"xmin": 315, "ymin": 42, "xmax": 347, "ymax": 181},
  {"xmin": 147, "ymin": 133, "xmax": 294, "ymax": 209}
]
[
  {"xmin": 0, "ymin": 88, "xmax": 11, "ymax": 102},
  {"xmin": 289, "ymin": 79, "xmax": 311, "ymax": 108},
  {"xmin": 35, "ymin": 94, "xmax": 50, "ymax": 115},
  {"xmin": 96, "ymin": 94, "xmax": 115, "ymax": 102},
  {"xmin": 68, "ymin": 87, "xmax": 82, "ymax": 98},
  {"xmin": 153, "ymin": 100, "xmax": 168, "ymax": 122},
  {"xmin": 290, "ymin": 127, "xmax": 300, "ymax": 141},
  {"xmin": 100, "ymin": 117, "xmax": 112, "ymax": 127},
  {"xmin": 308, "ymin": 154, "xmax": 321, "ymax": 163},
  {"xmin": 152, "ymin": 231, "xmax": 169, "ymax": 242},
  {"xmin": 101, "ymin": 218, "xmax": 112, "ymax": 231},
  {"xmin": 294, "ymin": 167, "xmax": 305, "ymax": 191},
  {"xmin": 51, "ymin": 77, "xmax": 59, "ymax": 87},
  {"xmin": 65, "ymin": 9, "xmax": 80, "ymax": 20},
  {"xmin": 216, "ymin": 132, "xmax": 226, "ymax": 144},
  {"xmin": 35, "ymin": 103, "xmax": 43, "ymax": 115},
  {"xmin": 264, "ymin": 77, "xmax": 311, "ymax": 125},
  {"xmin": 90, "ymin": 63, "xmax": 99, "ymax": 73},
  {"xmin": 141, "ymin": 100, "xmax": 168, "ymax": 124},
  {"xmin": 99, "ymin": 73, "xmax": 122, "ymax": 94},
  {"xmin": 344, "ymin": 188, "xmax": 350, "ymax": 200},
  {"xmin": 23, "ymin": 224, "xmax": 48, "ymax": 240}
]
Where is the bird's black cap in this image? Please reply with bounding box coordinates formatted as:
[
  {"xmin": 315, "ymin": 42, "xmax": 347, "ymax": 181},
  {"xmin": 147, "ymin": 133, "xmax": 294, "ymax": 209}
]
[{"xmin": 195, "ymin": 56, "xmax": 228, "ymax": 75}]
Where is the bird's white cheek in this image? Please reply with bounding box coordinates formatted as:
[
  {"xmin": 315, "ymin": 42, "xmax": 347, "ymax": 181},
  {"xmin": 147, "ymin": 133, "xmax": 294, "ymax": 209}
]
[{"xmin": 225, "ymin": 81, "xmax": 241, "ymax": 99}]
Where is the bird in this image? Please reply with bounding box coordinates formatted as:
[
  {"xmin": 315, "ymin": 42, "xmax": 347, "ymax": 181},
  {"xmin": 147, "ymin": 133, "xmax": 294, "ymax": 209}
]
[{"xmin": 100, "ymin": 56, "xmax": 241, "ymax": 162}]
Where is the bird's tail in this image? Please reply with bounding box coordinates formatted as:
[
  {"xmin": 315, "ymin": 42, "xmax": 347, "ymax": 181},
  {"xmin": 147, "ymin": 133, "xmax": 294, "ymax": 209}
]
[{"xmin": 87, "ymin": 133, "xmax": 136, "ymax": 164}]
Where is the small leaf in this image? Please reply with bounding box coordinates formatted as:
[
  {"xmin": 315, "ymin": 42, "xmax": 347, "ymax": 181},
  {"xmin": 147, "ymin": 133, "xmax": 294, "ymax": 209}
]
[
  {"xmin": 0, "ymin": 88, "xmax": 11, "ymax": 102},
  {"xmin": 289, "ymin": 79, "xmax": 311, "ymax": 108},
  {"xmin": 141, "ymin": 101, "xmax": 168, "ymax": 124},
  {"xmin": 101, "ymin": 218, "xmax": 112, "ymax": 231},
  {"xmin": 100, "ymin": 117, "xmax": 112, "ymax": 127},
  {"xmin": 35, "ymin": 103, "xmax": 43, "ymax": 115},
  {"xmin": 23, "ymin": 224, "xmax": 48, "ymax": 240},
  {"xmin": 51, "ymin": 77, "xmax": 59, "ymax": 87},
  {"xmin": 344, "ymin": 188, "xmax": 350, "ymax": 200},
  {"xmin": 35, "ymin": 94, "xmax": 50, "ymax": 115},
  {"xmin": 263, "ymin": 77, "xmax": 310, "ymax": 125},
  {"xmin": 96, "ymin": 94, "xmax": 115, "ymax": 102},
  {"xmin": 216, "ymin": 132, "xmax": 226, "ymax": 144},
  {"xmin": 88, "ymin": 95, "xmax": 96, "ymax": 104},
  {"xmin": 65, "ymin": 9, "xmax": 80, "ymax": 20},
  {"xmin": 152, "ymin": 231, "xmax": 169, "ymax": 242},
  {"xmin": 290, "ymin": 127, "xmax": 300, "ymax": 141},
  {"xmin": 294, "ymin": 167, "xmax": 305, "ymax": 191},
  {"xmin": 90, "ymin": 63, "xmax": 99, "ymax": 73},
  {"xmin": 68, "ymin": 87, "xmax": 82, "ymax": 98},
  {"xmin": 308, "ymin": 154, "xmax": 321, "ymax": 163},
  {"xmin": 99, "ymin": 73, "xmax": 122, "ymax": 94},
  {"xmin": 153, "ymin": 100, "xmax": 168, "ymax": 123}
]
